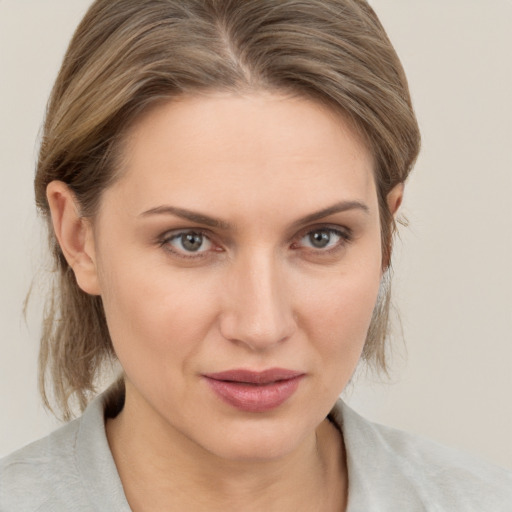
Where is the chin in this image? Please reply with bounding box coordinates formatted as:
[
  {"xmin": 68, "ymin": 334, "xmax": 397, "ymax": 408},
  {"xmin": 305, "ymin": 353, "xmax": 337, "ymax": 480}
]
[{"xmin": 200, "ymin": 415, "xmax": 316, "ymax": 463}]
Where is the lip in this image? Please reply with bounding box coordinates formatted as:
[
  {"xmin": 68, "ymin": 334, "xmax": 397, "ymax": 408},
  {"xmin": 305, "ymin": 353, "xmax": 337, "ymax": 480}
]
[{"xmin": 203, "ymin": 368, "xmax": 305, "ymax": 413}]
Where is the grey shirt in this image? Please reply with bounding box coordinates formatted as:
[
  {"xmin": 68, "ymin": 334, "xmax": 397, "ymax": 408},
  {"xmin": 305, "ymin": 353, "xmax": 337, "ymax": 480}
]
[{"xmin": 1, "ymin": 390, "xmax": 511, "ymax": 511}]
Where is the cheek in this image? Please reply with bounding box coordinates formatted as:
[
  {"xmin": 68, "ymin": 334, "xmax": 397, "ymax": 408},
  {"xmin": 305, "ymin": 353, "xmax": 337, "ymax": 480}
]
[
  {"xmin": 97, "ymin": 256, "xmax": 220, "ymax": 380},
  {"xmin": 299, "ymin": 259, "xmax": 382, "ymax": 370}
]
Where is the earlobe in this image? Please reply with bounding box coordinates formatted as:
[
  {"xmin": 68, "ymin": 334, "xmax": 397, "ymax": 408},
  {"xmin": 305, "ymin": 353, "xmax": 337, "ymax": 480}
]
[
  {"xmin": 46, "ymin": 181, "xmax": 101, "ymax": 295},
  {"xmin": 386, "ymin": 183, "xmax": 404, "ymax": 217}
]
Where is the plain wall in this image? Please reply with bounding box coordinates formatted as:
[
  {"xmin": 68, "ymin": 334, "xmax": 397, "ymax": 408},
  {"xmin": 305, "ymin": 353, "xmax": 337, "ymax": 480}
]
[{"xmin": 1, "ymin": 0, "xmax": 511, "ymax": 469}]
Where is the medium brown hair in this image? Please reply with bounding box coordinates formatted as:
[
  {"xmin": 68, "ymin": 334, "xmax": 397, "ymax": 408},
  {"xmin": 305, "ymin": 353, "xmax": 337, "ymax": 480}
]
[{"xmin": 35, "ymin": 0, "xmax": 420, "ymax": 419}]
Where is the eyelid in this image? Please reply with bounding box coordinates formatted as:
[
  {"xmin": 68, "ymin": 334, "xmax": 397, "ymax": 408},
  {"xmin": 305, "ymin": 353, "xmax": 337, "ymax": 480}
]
[
  {"xmin": 293, "ymin": 223, "xmax": 352, "ymax": 242},
  {"xmin": 290, "ymin": 224, "xmax": 353, "ymax": 252},
  {"xmin": 158, "ymin": 228, "xmax": 220, "ymax": 258}
]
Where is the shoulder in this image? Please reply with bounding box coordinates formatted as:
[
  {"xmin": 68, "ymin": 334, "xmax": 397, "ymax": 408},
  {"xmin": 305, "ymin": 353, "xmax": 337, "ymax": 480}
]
[
  {"xmin": 0, "ymin": 418, "xmax": 88, "ymax": 511},
  {"xmin": 330, "ymin": 401, "xmax": 512, "ymax": 511},
  {"xmin": 1, "ymin": 387, "xmax": 129, "ymax": 512}
]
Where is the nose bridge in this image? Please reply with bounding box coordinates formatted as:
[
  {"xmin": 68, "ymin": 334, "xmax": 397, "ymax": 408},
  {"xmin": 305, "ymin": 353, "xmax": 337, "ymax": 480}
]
[{"xmin": 220, "ymin": 247, "xmax": 295, "ymax": 350}]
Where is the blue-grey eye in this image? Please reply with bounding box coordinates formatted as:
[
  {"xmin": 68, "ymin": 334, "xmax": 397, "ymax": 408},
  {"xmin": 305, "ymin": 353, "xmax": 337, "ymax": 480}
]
[
  {"xmin": 301, "ymin": 229, "xmax": 343, "ymax": 249},
  {"xmin": 168, "ymin": 231, "xmax": 212, "ymax": 253}
]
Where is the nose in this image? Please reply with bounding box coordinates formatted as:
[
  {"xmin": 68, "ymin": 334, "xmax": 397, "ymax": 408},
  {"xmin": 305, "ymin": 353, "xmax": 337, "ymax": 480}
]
[{"xmin": 219, "ymin": 250, "xmax": 296, "ymax": 351}]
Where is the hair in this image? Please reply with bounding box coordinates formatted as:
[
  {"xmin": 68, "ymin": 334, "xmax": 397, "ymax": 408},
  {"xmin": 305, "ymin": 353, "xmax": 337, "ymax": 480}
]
[{"xmin": 34, "ymin": 0, "xmax": 420, "ymax": 419}]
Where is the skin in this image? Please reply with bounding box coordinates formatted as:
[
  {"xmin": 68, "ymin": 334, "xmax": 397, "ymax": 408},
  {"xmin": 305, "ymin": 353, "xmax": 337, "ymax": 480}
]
[{"xmin": 48, "ymin": 92, "xmax": 403, "ymax": 511}]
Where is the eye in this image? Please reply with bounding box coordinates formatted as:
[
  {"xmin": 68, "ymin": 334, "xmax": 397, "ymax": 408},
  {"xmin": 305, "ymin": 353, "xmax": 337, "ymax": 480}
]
[
  {"xmin": 296, "ymin": 227, "xmax": 350, "ymax": 251},
  {"xmin": 162, "ymin": 230, "xmax": 214, "ymax": 255}
]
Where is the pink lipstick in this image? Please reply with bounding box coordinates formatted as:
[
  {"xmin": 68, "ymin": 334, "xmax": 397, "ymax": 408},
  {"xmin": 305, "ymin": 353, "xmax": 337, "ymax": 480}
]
[{"xmin": 203, "ymin": 368, "xmax": 304, "ymax": 412}]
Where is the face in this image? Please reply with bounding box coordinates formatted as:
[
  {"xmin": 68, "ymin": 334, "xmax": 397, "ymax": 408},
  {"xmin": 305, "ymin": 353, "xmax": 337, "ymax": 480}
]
[{"xmin": 88, "ymin": 92, "xmax": 386, "ymax": 461}]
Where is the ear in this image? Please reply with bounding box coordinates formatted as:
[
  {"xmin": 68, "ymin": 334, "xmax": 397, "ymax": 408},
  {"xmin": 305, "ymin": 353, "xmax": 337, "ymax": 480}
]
[
  {"xmin": 46, "ymin": 181, "xmax": 101, "ymax": 295},
  {"xmin": 381, "ymin": 183, "xmax": 405, "ymax": 273},
  {"xmin": 386, "ymin": 182, "xmax": 404, "ymax": 218}
]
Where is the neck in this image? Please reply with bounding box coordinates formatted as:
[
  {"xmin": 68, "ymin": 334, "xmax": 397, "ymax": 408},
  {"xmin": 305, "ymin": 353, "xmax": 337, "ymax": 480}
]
[{"xmin": 106, "ymin": 384, "xmax": 347, "ymax": 512}]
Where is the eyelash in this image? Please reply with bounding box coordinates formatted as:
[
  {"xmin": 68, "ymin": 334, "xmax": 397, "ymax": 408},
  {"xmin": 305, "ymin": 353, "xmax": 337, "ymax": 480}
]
[
  {"xmin": 158, "ymin": 225, "xmax": 353, "ymax": 260},
  {"xmin": 291, "ymin": 226, "xmax": 352, "ymax": 254}
]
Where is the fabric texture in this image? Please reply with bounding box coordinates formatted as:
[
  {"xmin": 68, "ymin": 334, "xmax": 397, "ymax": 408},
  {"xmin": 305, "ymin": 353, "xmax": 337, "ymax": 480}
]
[{"xmin": 1, "ymin": 390, "xmax": 511, "ymax": 511}]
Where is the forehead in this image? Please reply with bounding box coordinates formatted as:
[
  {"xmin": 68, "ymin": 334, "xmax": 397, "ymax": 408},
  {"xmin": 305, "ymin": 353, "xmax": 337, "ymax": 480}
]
[{"xmin": 107, "ymin": 92, "xmax": 377, "ymax": 219}]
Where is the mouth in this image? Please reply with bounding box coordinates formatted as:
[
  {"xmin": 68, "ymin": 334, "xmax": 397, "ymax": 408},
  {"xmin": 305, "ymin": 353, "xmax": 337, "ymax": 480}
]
[{"xmin": 203, "ymin": 368, "xmax": 305, "ymax": 413}]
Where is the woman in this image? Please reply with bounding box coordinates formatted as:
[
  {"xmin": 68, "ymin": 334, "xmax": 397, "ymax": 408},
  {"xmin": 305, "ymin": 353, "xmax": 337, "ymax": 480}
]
[{"xmin": 1, "ymin": 0, "xmax": 510, "ymax": 510}]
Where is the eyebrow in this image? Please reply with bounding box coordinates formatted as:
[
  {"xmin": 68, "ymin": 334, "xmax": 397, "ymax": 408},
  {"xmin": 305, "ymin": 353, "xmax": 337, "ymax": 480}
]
[
  {"xmin": 139, "ymin": 205, "xmax": 232, "ymax": 229},
  {"xmin": 139, "ymin": 200, "xmax": 369, "ymax": 230},
  {"xmin": 290, "ymin": 201, "xmax": 370, "ymax": 229}
]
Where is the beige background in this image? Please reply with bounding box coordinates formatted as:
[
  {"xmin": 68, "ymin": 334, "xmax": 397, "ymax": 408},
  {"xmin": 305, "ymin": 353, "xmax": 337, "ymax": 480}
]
[{"xmin": 1, "ymin": 1, "xmax": 511, "ymax": 469}]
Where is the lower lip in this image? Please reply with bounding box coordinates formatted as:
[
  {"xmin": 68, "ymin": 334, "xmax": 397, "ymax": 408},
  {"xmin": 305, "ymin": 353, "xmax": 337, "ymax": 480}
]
[{"xmin": 204, "ymin": 376, "xmax": 303, "ymax": 412}]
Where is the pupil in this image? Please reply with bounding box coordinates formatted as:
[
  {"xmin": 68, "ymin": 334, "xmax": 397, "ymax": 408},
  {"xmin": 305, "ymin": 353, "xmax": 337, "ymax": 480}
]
[
  {"xmin": 310, "ymin": 231, "xmax": 330, "ymax": 248},
  {"xmin": 182, "ymin": 233, "xmax": 203, "ymax": 251}
]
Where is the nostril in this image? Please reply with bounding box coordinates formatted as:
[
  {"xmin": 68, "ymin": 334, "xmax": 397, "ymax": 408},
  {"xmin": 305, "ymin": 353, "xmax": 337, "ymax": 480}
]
[{"xmin": 219, "ymin": 311, "xmax": 295, "ymax": 351}]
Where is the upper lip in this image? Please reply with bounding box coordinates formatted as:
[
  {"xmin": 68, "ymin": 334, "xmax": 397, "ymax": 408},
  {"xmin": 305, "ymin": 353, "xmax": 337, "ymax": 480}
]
[{"xmin": 203, "ymin": 368, "xmax": 304, "ymax": 384}]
